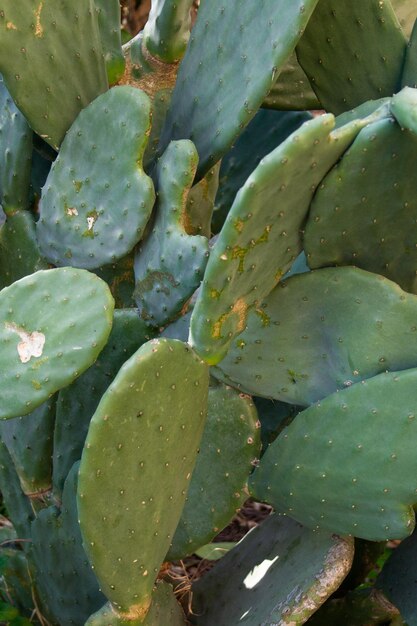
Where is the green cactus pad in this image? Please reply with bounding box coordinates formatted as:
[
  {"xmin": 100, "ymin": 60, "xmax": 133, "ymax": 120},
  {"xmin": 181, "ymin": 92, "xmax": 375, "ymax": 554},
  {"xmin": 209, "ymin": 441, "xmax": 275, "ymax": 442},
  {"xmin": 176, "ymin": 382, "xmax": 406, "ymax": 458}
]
[
  {"xmin": 250, "ymin": 368, "xmax": 417, "ymax": 540},
  {"xmin": 192, "ymin": 513, "xmax": 354, "ymax": 626},
  {"xmin": 53, "ymin": 310, "xmax": 154, "ymax": 497},
  {"xmin": 30, "ymin": 462, "xmax": 105, "ymax": 625},
  {"xmin": 0, "ymin": 440, "xmax": 33, "ymax": 538},
  {"xmin": 304, "ymin": 112, "xmax": 417, "ymax": 293},
  {"xmin": 95, "ymin": 0, "xmax": 125, "ymax": 85},
  {"xmin": 0, "ymin": 210, "xmax": 48, "ymax": 290},
  {"xmin": 0, "ymin": 396, "xmax": 55, "ymax": 496},
  {"xmin": 296, "ymin": 0, "xmax": 407, "ymax": 114},
  {"xmin": 144, "ymin": 0, "xmax": 193, "ymax": 63},
  {"xmin": 0, "ymin": 267, "xmax": 114, "ymax": 419},
  {"xmin": 159, "ymin": 0, "xmax": 320, "ymax": 178},
  {"xmin": 212, "ymin": 108, "xmax": 312, "ymax": 234},
  {"xmin": 0, "ymin": 0, "xmax": 108, "ymax": 150},
  {"xmin": 377, "ymin": 528, "xmax": 417, "ymax": 626},
  {"xmin": 86, "ymin": 582, "xmax": 186, "ymax": 626},
  {"xmin": 78, "ymin": 338, "xmax": 209, "ymax": 615},
  {"xmin": 0, "ymin": 75, "xmax": 32, "ymax": 215},
  {"xmin": 37, "ymin": 86, "xmax": 155, "ymax": 270},
  {"xmin": 262, "ymin": 52, "xmax": 321, "ymax": 111},
  {"xmin": 134, "ymin": 140, "xmax": 209, "ymax": 327},
  {"xmin": 214, "ymin": 267, "xmax": 417, "ymax": 406},
  {"xmin": 190, "ymin": 114, "xmax": 368, "ymax": 365},
  {"xmin": 168, "ymin": 382, "xmax": 260, "ymax": 560}
]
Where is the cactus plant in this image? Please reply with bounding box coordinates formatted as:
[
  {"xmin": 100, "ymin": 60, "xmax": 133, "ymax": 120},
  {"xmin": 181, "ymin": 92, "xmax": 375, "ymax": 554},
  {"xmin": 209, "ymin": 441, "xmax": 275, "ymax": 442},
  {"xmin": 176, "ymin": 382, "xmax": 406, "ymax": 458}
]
[{"xmin": 2, "ymin": 1, "xmax": 417, "ymax": 624}]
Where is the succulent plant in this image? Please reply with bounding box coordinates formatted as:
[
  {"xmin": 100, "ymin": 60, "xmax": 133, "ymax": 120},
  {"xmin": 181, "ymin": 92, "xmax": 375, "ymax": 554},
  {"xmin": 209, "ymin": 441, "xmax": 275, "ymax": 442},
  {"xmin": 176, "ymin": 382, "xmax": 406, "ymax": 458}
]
[{"xmin": 1, "ymin": 1, "xmax": 417, "ymax": 624}]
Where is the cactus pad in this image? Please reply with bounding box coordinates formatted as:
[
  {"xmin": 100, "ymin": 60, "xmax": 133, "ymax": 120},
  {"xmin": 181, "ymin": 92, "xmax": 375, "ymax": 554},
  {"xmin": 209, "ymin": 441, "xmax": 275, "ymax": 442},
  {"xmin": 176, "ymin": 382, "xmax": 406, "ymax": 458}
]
[
  {"xmin": 377, "ymin": 528, "xmax": 417, "ymax": 626},
  {"xmin": 86, "ymin": 582, "xmax": 186, "ymax": 626},
  {"xmin": 0, "ymin": 74, "xmax": 32, "ymax": 215},
  {"xmin": 212, "ymin": 108, "xmax": 312, "ymax": 233},
  {"xmin": 37, "ymin": 86, "xmax": 155, "ymax": 270},
  {"xmin": 190, "ymin": 114, "xmax": 368, "ymax": 364},
  {"xmin": 250, "ymin": 368, "xmax": 417, "ymax": 540},
  {"xmin": 95, "ymin": 0, "xmax": 125, "ymax": 85},
  {"xmin": 214, "ymin": 266, "xmax": 417, "ymax": 406},
  {"xmin": 296, "ymin": 0, "xmax": 407, "ymax": 113},
  {"xmin": 0, "ymin": 0, "xmax": 108, "ymax": 149},
  {"xmin": 168, "ymin": 382, "xmax": 260, "ymax": 559},
  {"xmin": 144, "ymin": 0, "xmax": 193, "ymax": 63},
  {"xmin": 159, "ymin": 0, "xmax": 321, "ymax": 177},
  {"xmin": 134, "ymin": 140, "xmax": 209, "ymax": 326},
  {"xmin": 53, "ymin": 309, "xmax": 154, "ymax": 496},
  {"xmin": 30, "ymin": 462, "xmax": 105, "ymax": 625},
  {"xmin": 78, "ymin": 338, "xmax": 209, "ymax": 615},
  {"xmin": 262, "ymin": 52, "xmax": 321, "ymax": 111},
  {"xmin": 0, "ymin": 397, "xmax": 55, "ymax": 496},
  {"xmin": 192, "ymin": 513, "xmax": 354, "ymax": 626},
  {"xmin": 0, "ymin": 267, "xmax": 114, "ymax": 419},
  {"xmin": 304, "ymin": 111, "xmax": 417, "ymax": 293},
  {"xmin": 0, "ymin": 210, "xmax": 48, "ymax": 290}
]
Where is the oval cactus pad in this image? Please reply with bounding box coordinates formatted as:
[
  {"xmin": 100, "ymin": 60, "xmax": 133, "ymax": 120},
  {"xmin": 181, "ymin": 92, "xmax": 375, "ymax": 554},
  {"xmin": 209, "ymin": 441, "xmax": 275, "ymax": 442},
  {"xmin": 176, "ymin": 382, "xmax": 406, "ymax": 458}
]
[
  {"xmin": 250, "ymin": 368, "xmax": 417, "ymax": 540},
  {"xmin": 78, "ymin": 338, "xmax": 209, "ymax": 616},
  {"xmin": 0, "ymin": 268, "xmax": 114, "ymax": 419},
  {"xmin": 37, "ymin": 86, "xmax": 155, "ymax": 269},
  {"xmin": 215, "ymin": 266, "xmax": 417, "ymax": 406}
]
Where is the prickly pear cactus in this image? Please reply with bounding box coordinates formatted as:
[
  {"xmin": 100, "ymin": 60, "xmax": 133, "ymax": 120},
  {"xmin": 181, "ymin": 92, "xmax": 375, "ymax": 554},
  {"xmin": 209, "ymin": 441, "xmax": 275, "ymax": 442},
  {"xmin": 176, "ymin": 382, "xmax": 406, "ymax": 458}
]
[{"xmin": 2, "ymin": 1, "xmax": 417, "ymax": 624}]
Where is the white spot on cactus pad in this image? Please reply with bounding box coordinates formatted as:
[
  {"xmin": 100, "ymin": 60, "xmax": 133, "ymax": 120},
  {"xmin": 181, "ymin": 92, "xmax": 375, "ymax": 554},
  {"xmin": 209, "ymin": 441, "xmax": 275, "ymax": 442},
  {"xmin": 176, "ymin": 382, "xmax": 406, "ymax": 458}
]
[
  {"xmin": 66, "ymin": 207, "xmax": 78, "ymax": 217},
  {"xmin": 243, "ymin": 556, "xmax": 279, "ymax": 589},
  {"xmin": 5, "ymin": 322, "xmax": 46, "ymax": 363}
]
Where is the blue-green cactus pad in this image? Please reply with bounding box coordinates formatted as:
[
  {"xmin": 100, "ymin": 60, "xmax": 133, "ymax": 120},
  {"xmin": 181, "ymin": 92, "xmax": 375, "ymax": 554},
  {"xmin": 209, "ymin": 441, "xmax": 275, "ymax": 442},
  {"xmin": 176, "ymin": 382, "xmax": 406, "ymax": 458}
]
[
  {"xmin": 304, "ymin": 109, "xmax": 417, "ymax": 294},
  {"xmin": 0, "ymin": 267, "xmax": 114, "ymax": 419},
  {"xmin": 78, "ymin": 338, "xmax": 209, "ymax": 615},
  {"xmin": 30, "ymin": 462, "xmax": 105, "ymax": 625},
  {"xmin": 53, "ymin": 309, "xmax": 154, "ymax": 496},
  {"xmin": 37, "ymin": 86, "xmax": 155, "ymax": 270},
  {"xmin": 0, "ymin": 75, "xmax": 32, "ymax": 215},
  {"xmin": 190, "ymin": 114, "xmax": 369, "ymax": 364},
  {"xmin": 250, "ymin": 368, "xmax": 417, "ymax": 540},
  {"xmin": 144, "ymin": 0, "xmax": 193, "ymax": 63},
  {"xmin": 214, "ymin": 267, "xmax": 417, "ymax": 406},
  {"xmin": 168, "ymin": 382, "xmax": 260, "ymax": 559},
  {"xmin": 134, "ymin": 140, "xmax": 209, "ymax": 326},
  {"xmin": 159, "ymin": 0, "xmax": 320, "ymax": 177},
  {"xmin": 0, "ymin": 210, "xmax": 48, "ymax": 290},
  {"xmin": 296, "ymin": 0, "xmax": 407, "ymax": 114},
  {"xmin": 192, "ymin": 513, "xmax": 354, "ymax": 626},
  {"xmin": 0, "ymin": 396, "xmax": 55, "ymax": 495},
  {"xmin": 0, "ymin": 0, "xmax": 108, "ymax": 149}
]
